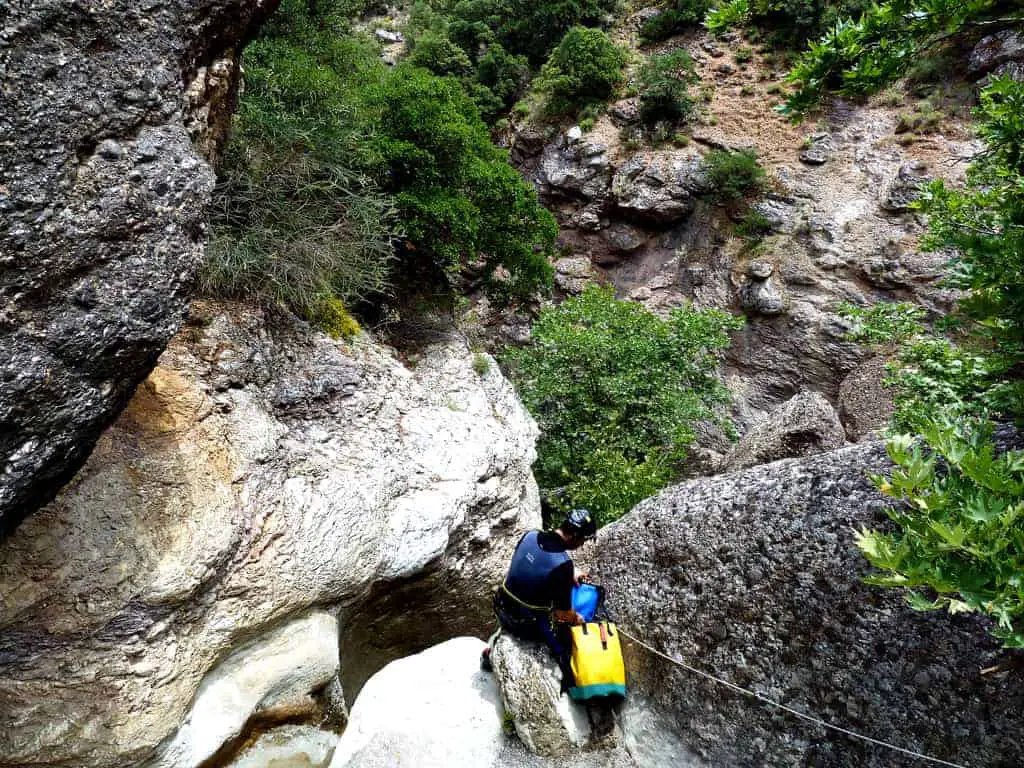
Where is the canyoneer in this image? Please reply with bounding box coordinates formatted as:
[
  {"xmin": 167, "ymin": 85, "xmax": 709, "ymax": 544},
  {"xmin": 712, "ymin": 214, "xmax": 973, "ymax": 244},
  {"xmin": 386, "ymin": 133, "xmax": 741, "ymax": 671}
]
[{"xmin": 481, "ymin": 508, "xmax": 597, "ymax": 687}]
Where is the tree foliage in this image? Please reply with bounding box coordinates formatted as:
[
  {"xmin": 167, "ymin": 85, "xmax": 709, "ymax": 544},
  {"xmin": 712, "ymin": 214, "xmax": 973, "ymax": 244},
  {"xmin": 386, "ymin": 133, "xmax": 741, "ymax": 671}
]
[
  {"xmin": 780, "ymin": 0, "xmax": 1019, "ymax": 115},
  {"xmin": 362, "ymin": 65, "xmax": 557, "ymax": 298},
  {"xmin": 207, "ymin": 0, "xmax": 556, "ymax": 314},
  {"xmin": 851, "ymin": 78, "xmax": 1024, "ymax": 647},
  {"xmin": 504, "ymin": 286, "xmax": 742, "ymax": 526},
  {"xmin": 535, "ymin": 27, "xmax": 627, "ymax": 116}
]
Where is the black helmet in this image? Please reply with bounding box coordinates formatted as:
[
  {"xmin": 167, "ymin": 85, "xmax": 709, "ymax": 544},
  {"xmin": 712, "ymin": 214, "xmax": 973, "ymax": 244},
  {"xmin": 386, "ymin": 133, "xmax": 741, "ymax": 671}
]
[{"xmin": 563, "ymin": 508, "xmax": 597, "ymax": 540}]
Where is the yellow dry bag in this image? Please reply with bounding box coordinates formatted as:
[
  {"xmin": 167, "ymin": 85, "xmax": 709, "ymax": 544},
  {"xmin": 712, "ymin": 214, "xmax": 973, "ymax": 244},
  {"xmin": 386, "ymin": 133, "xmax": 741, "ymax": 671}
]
[{"xmin": 568, "ymin": 621, "xmax": 626, "ymax": 701}]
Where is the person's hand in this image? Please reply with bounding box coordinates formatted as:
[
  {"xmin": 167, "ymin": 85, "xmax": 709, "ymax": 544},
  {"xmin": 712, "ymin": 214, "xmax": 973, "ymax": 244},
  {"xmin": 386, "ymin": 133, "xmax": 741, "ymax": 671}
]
[{"xmin": 574, "ymin": 568, "xmax": 591, "ymax": 585}]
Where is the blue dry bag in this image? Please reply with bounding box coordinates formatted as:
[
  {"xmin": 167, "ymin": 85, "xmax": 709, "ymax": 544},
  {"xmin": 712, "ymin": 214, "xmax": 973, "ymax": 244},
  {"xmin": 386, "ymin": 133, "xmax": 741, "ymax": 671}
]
[{"xmin": 572, "ymin": 583, "xmax": 602, "ymax": 622}]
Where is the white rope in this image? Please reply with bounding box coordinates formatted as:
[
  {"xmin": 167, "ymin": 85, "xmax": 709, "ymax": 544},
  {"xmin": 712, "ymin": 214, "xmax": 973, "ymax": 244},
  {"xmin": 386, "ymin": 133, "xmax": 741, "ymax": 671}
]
[{"xmin": 614, "ymin": 626, "xmax": 970, "ymax": 768}]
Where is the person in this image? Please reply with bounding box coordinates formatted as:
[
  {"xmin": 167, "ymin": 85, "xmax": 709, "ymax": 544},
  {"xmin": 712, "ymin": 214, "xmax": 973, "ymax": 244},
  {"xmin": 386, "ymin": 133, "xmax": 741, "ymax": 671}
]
[{"xmin": 481, "ymin": 508, "xmax": 598, "ymax": 683}]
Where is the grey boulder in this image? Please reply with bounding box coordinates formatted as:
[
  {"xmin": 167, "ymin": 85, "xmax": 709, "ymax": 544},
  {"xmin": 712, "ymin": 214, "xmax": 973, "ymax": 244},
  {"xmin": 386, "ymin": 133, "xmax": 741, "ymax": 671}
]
[
  {"xmin": 0, "ymin": 0, "xmax": 277, "ymax": 533},
  {"xmin": 721, "ymin": 390, "xmax": 845, "ymax": 471}
]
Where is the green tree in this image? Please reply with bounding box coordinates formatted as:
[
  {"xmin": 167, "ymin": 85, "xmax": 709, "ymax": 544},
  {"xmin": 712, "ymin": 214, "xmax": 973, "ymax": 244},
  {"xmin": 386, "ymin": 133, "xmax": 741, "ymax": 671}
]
[
  {"xmin": 362, "ymin": 65, "xmax": 557, "ymax": 298},
  {"xmin": 504, "ymin": 286, "xmax": 742, "ymax": 526},
  {"xmin": 850, "ymin": 78, "xmax": 1024, "ymax": 647},
  {"xmin": 536, "ymin": 27, "xmax": 627, "ymax": 116}
]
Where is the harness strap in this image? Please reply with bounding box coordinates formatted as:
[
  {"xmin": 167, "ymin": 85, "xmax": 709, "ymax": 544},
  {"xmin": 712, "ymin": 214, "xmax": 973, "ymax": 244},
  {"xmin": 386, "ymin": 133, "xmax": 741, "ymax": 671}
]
[{"xmin": 501, "ymin": 582, "xmax": 553, "ymax": 612}]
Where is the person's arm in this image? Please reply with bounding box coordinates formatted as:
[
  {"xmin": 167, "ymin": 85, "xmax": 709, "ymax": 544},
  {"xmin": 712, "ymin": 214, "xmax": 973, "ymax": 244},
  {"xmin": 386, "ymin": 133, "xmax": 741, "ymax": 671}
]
[{"xmin": 549, "ymin": 561, "xmax": 583, "ymax": 625}]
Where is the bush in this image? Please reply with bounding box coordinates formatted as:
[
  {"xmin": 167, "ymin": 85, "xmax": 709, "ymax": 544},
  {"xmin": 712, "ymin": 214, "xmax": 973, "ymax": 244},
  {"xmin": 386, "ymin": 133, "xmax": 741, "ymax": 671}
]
[
  {"xmin": 449, "ymin": 0, "xmax": 620, "ymax": 66},
  {"xmin": 638, "ymin": 49, "xmax": 698, "ymax": 125},
  {"xmin": 473, "ymin": 43, "xmax": 530, "ymax": 121},
  {"xmin": 536, "ymin": 27, "xmax": 626, "ymax": 116},
  {"xmin": 638, "ymin": 0, "xmax": 711, "ymax": 42},
  {"xmin": 408, "ymin": 29, "xmax": 473, "ymax": 76},
  {"xmin": 204, "ymin": 7, "xmax": 397, "ymax": 326},
  {"xmin": 702, "ymin": 149, "xmax": 768, "ymax": 204},
  {"xmin": 504, "ymin": 285, "xmax": 742, "ymax": 526}
]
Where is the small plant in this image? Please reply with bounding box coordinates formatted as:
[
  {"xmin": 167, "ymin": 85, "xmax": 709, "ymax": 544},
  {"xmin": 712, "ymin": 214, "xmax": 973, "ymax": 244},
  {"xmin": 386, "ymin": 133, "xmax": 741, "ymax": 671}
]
[
  {"xmin": 472, "ymin": 352, "xmax": 491, "ymax": 376},
  {"xmin": 734, "ymin": 45, "xmax": 753, "ymax": 64},
  {"xmin": 580, "ymin": 117, "xmax": 596, "ymax": 132},
  {"xmin": 512, "ymin": 99, "xmax": 531, "ymax": 118},
  {"xmin": 673, "ymin": 131, "xmax": 691, "ymax": 146},
  {"xmin": 735, "ymin": 208, "xmax": 772, "ymax": 239},
  {"xmin": 700, "ymin": 84, "xmax": 715, "ymax": 103},
  {"xmin": 310, "ymin": 297, "xmax": 362, "ymax": 339},
  {"xmin": 766, "ymin": 83, "xmax": 783, "ymax": 94},
  {"xmin": 702, "ymin": 148, "xmax": 768, "ymax": 205},
  {"xmin": 837, "ymin": 301, "xmax": 926, "ymax": 347},
  {"xmin": 638, "ymin": 49, "xmax": 698, "ymax": 126},
  {"xmin": 740, "ymin": 84, "xmax": 755, "ymax": 96}
]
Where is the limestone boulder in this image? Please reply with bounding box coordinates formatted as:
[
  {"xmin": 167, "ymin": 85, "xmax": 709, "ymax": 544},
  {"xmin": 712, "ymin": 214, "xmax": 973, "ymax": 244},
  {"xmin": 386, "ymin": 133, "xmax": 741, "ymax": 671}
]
[
  {"xmin": 968, "ymin": 29, "xmax": 1024, "ymax": 75},
  {"xmin": 158, "ymin": 612, "xmax": 339, "ymax": 767},
  {"xmin": 0, "ymin": 303, "xmax": 541, "ymax": 768},
  {"xmin": 611, "ymin": 157, "xmax": 696, "ymax": 225},
  {"xmin": 593, "ymin": 442, "xmax": 1022, "ymax": 767},
  {"xmin": 490, "ymin": 635, "xmax": 592, "ymax": 757},
  {"xmin": 329, "ymin": 637, "xmax": 503, "ymax": 768},
  {"xmin": 722, "ymin": 390, "xmax": 845, "ymax": 471},
  {"xmin": 0, "ymin": 0, "xmax": 278, "ymax": 533},
  {"xmin": 880, "ymin": 162, "xmax": 932, "ymax": 213},
  {"xmin": 537, "ymin": 139, "xmax": 612, "ymax": 200},
  {"xmin": 228, "ymin": 725, "xmax": 339, "ymax": 768}
]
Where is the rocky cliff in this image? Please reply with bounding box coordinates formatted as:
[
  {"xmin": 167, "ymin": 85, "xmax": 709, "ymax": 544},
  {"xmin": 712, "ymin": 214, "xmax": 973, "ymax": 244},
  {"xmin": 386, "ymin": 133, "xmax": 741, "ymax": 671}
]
[
  {"xmin": 592, "ymin": 442, "xmax": 1023, "ymax": 767},
  {"xmin": 0, "ymin": 303, "xmax": 540, "ymax": 767},
  {"xmin": 0, "ymin": 0, "xmax": 277, "ymax": 534}
]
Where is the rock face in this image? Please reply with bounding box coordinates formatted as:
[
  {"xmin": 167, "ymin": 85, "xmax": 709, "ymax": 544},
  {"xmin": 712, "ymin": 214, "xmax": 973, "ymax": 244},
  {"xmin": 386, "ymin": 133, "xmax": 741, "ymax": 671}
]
[
  {"xmin": 968, "ymin": 29, "xmax": 1024, "ymax": 75},
  {"xmin": 0, "ymin": 303, "xmax": 541, "ymax": 768},
  {"xmin": 593, "ymin": 442, "xmax": 1023, "ymax": 767},
  {"xmin": 838, "ymin": 357, "xmax": 895, "ymax": 441},
  {"xmin": 721, "ymin": 390, "xmax": 845, "ymax": 471},
  {"xmin": 228, "ymin": 725, "xmax": 339, "ymax": 768},
  {"xmin": 329, "ymin": 637, "xmax": 504, "ymax": 768},
  {"xmin": 159, "ymin": 612, "xmax": 340, "ymax": 767},
  {"xmin": 490, "ymin": 635, "xmax": 592, "ymax": 757},
  {"xmin": 0, "ymin": 0, "xmax": 278, "ymax": 534}
]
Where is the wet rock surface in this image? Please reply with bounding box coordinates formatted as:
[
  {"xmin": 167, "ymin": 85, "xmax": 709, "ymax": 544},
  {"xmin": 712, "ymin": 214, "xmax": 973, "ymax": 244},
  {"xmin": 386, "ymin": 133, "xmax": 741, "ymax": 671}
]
[
  {"xmin": 0, "ymin": 0, "xmax": 277, "ymax": 534},
  {"xmin": 593, "ymin": 442, "xmax": 1023, "ymax": 767},
  {"xmin": 0, "ymin": 303, "xmax": 541, "ymax": 767}
]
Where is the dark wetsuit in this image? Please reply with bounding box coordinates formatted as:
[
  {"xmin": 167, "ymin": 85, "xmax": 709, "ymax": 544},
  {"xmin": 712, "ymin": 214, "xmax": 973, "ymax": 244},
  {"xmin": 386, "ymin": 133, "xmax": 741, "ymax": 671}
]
[{"xmin": 494, "ymin": 530, "xmax": 575, "ymax": 682}]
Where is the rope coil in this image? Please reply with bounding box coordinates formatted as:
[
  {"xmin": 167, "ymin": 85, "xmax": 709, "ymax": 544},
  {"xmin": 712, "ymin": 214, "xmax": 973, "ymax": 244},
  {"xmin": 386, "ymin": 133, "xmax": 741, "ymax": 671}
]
[{"xmin": 614, "ymin": 626, "xmax": 970, "ymax": 768}]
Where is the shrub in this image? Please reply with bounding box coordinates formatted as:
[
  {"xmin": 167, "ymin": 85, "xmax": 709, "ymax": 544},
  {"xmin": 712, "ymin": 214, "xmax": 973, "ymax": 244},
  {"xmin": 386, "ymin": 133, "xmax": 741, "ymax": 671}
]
[
  {"xmin": 448, "ymin": 0, "xmax": 620, "ymax": 66},
  {"xmin": 536, "ymin": 27, "xmax": 626, "ymax": 116},
  {"xmin": 504, "ymin": 285, "xmax": 742, "ymax": 526},
  {"xmin": 638, "ymin": 49, "xmax": 698, "ymax": 125},
  {"xmin": 472, "ymin": 352, "xmax": 491, "ymax": 375},
  {"xmin": 473, "ymin": 43, "xmax": 530, "ymax": 121},
  {"xmin": 735, "ymin": 208, "xmax": 772, "ymax": 239},
  {"xmin": 702, "ymin": 148, "xmax": 768, "ymax": 204},
  {"xmin": 638, "ymin": 0, "xmax": 711, "ymax": 42},
  {"xmin": 706, "ymin": 0, "xmax": 870, "ymax": 48},
  {"xmin": 204, "ymin": 10, "xmax": 397, "ymax": 323}
]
